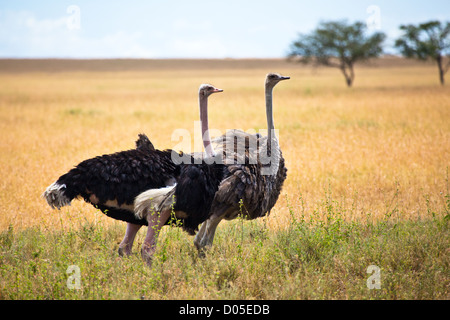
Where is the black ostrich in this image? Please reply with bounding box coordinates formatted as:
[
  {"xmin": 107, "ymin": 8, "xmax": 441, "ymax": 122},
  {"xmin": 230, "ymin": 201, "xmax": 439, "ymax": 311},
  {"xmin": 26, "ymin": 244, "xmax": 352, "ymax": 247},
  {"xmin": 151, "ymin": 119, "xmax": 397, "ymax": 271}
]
[{"xmin": 43, "ymin": 84, "xmax": 224, "ymax": 265}]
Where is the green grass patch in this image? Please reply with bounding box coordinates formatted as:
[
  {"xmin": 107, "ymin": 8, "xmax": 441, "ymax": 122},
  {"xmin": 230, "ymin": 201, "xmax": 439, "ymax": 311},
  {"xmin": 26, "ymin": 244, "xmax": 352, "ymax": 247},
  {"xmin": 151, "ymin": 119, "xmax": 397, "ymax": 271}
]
[{"xmin": 0, "ymin": 206, "xmax": 448, "ymax": 299}]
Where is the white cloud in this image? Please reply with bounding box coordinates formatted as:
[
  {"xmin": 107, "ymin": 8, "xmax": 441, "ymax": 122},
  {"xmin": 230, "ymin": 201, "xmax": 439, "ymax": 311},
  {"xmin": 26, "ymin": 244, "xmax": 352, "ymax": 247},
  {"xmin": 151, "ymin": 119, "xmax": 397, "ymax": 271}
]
[
  {"xmin": 0, "ymin": 10, "xmax": 155, "ymax": 58},
  {"xmin": 0, "ymin": 10, "xmax": 228, "ymax": 58}
]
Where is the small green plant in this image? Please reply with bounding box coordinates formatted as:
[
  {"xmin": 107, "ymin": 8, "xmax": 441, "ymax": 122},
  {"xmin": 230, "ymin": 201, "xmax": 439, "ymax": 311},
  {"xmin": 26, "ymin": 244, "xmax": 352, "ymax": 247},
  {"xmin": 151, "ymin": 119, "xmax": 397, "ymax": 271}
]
[
  {"xmin": 445, "ymin": 166, "xmax": 450, "ymax": 216},
  {"xmin": 167, "ymin": 195, "xmax": 184, "ymax": 230},
  {"xmin": 0, "ymin": 224, "xmax": 14, "ymax": 250}
]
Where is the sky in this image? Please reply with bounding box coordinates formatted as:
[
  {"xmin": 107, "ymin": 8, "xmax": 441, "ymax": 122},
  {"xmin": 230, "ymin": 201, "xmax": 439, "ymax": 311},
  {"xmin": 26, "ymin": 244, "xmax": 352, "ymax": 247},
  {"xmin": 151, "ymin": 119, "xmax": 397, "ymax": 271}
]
[{"xmin": 0, "ymin": 0, "xmax": 449, "ymax": 59}]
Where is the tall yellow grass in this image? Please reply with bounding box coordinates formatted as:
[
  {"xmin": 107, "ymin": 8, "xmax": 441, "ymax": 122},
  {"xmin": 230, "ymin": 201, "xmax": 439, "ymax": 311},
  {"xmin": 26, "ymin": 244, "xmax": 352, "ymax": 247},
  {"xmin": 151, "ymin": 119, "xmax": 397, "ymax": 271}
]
[{"xmin": 0, "ymin": 59, "xmax": 448, "ymax": 231}]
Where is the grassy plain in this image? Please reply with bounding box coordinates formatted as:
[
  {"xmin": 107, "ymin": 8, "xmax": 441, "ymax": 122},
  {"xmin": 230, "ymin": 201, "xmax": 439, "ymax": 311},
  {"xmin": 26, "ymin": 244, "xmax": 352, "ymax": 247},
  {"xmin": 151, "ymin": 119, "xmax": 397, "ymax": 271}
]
[{"xmin": 0, "ymin": 58, "xmax": 448, "ymax": 299}]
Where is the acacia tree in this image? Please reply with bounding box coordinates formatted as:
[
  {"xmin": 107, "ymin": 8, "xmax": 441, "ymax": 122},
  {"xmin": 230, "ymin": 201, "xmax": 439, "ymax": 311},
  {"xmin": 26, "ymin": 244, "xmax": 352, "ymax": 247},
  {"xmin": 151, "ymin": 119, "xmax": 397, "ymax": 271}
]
[
  {"xmin": 395, "ymin": 21, "xmax": 450, "ymax": 85},
  {"xmin": 288, "ymin": 20, "xmax": 386, "ymax": 87}
]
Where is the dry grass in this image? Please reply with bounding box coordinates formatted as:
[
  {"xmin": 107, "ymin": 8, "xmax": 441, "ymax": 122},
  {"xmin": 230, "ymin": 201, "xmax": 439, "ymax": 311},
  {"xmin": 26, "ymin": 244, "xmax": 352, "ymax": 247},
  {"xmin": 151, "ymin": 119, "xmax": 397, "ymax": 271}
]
[{"xmin": 0, "ymin": 58, "xmax": 448, "ymax": 231}]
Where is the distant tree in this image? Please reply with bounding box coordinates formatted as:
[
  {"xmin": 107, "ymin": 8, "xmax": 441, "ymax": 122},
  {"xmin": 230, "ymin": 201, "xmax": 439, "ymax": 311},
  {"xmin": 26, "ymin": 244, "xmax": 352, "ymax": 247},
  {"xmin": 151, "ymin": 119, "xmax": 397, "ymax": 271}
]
[
  {"xmin": 288, "ymin": 20, "xmax": 386, "ymax": 87},
  {"xmin": 395, "ymin": 21, "xmax": 450, "ymax": 85}
]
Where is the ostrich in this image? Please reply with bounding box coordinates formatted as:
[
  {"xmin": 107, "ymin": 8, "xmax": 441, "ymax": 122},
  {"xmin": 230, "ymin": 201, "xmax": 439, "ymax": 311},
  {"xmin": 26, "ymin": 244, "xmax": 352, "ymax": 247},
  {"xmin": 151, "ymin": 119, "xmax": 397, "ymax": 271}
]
[
  {"xmin": 42, "ymin": 84, "xmax": 224, "ymax": 263},
  {"xmin": 193, "ymin": 73, "xmax": 289, "ymax": 251}
]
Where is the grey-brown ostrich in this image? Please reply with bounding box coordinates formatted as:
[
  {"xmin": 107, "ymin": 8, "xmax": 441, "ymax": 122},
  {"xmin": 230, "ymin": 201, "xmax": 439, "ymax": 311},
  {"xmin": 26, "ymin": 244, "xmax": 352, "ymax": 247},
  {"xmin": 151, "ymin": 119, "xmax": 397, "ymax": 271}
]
[
  {"xmin": 193, "ymin": 73, "xmax": 289, "ymax": 251},
  {"xmin": 43, "ymin": 84, "xmax": 224, "ymax": 265}
]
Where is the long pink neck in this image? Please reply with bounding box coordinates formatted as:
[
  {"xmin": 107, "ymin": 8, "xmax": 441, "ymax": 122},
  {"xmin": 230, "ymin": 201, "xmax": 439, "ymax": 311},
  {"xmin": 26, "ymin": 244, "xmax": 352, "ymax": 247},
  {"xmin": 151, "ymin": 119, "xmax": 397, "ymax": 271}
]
[{"xmin": 199, "ymin": 94, "xmax": 215, "ymax": 158}]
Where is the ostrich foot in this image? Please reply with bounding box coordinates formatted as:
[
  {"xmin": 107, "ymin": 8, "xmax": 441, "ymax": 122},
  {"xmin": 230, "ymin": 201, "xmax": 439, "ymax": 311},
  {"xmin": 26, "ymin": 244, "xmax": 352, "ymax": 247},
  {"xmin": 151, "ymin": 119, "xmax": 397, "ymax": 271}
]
[
  {"xmin": 141, "ymin": 243, "xmax": 155, "ymax": 267},
  {"xmin": 118, "ymin": 244, "xmax": 132, "ymax": 257}
]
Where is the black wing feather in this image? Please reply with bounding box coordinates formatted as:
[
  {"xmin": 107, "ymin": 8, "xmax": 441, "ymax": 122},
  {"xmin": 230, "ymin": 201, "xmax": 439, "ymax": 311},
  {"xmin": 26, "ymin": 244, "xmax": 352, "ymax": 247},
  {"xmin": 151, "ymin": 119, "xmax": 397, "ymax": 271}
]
[
  {"xmin": 54, "ymin": 143, "xmax": 179, "ymax": 224},
  {"xmin": 173, "ymin": 161, "xmax": 226, "ymax": 234}
]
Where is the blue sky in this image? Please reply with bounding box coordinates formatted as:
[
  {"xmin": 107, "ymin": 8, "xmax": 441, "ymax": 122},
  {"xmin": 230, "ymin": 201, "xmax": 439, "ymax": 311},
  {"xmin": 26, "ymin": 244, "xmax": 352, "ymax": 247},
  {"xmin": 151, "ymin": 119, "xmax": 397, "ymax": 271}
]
[{"xmin": 0, "ymin": 0, "xmax": 449, "ymax": 58}]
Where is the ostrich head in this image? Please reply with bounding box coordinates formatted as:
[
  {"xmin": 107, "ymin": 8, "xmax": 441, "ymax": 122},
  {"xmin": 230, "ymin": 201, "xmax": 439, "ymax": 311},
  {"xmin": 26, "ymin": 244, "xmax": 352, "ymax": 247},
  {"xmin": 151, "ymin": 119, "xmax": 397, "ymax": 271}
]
[
  {"xmin": 199, "ymin": 84, "xmax": 223, "ymax": 98},
  {"xmin": 265, "ymin": 73, "xmax": 290, "ymax": 89}
]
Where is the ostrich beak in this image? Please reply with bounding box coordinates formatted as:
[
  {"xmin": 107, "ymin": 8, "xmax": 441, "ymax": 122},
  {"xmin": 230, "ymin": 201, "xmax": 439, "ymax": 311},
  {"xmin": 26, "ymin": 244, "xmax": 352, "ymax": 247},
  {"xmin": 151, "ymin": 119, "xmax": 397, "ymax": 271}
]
[
  {"xmin": 213, "ymin": 88, "xmax": 224, "ymax": 93},
  {"xmin": 280, "ymin": 76, "xmax": 290, "ymax": 81}
]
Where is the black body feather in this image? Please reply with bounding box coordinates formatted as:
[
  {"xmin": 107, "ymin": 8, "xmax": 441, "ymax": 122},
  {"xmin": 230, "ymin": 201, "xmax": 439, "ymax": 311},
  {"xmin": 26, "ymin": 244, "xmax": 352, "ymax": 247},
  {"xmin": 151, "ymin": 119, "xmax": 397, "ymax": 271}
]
[
  {"xmin": 57, "ymin": 148, "xmax": 177, "ymax": 205},
  {"xmin": 173, "ymin": 160, "xmax": 227, "ymax": 234},
  {"xmin": 50, "ymin": 134, "xmax": 179, "ymax": 225}
]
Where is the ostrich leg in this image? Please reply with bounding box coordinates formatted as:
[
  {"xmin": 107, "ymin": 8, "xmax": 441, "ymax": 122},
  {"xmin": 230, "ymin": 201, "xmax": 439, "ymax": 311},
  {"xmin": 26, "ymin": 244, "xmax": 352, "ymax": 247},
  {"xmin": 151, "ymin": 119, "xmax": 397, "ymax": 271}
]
[
  {"xmin": 118, "ymin": 223, "xmax": 142, "ymax": 256},
  {"xmin": 194, "ymin": 212, "xmax": 226, "ymax": 254},
  {"xmin": 141, "ymin": 209, "xmax": 171, "ymax": 267}
]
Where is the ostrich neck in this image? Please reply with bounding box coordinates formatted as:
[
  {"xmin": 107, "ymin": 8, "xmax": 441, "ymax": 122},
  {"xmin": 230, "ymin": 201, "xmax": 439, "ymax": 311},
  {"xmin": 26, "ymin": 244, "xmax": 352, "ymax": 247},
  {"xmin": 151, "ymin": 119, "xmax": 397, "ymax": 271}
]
[
  {"xmin": 199, "ymin": 94, "xmax": 215, "ymax": 158},
  {"xmin": 263, "ymin": 84, "xmax": 281, "ymax": 176},
  {"xmin": 265, "ymin": 85, "xmax": 275, "ymax": 144}
]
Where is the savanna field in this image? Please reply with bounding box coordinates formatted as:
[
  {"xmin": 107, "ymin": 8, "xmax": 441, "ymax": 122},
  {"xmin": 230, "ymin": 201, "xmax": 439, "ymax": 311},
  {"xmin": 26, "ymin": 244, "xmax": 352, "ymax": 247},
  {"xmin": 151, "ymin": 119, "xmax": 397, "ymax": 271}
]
[{"xmin": 0, "ymin": 58, "xmax": 448, "ymax": 299}]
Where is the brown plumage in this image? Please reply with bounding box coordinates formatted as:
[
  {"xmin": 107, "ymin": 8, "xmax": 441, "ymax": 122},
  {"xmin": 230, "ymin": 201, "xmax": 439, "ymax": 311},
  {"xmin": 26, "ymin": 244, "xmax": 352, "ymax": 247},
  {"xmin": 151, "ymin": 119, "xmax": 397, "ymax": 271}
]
[{"xmin": 193, "ymin": 73, "xmax": 289, "ymax": 251}]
